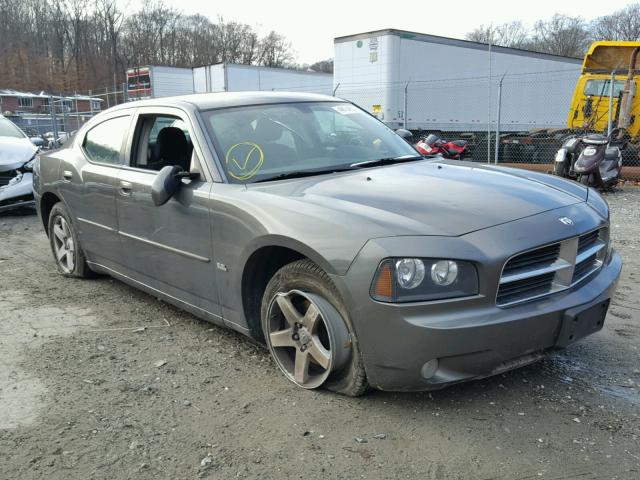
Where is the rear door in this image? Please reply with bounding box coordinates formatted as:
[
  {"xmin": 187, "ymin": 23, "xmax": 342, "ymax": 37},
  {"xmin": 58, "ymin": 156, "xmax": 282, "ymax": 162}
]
[
  {"xmin": 115, "ymin": 106, "xmax": 220, "ymax": 318},
  {"xmin": 59, "ymin": 112, "xmax": 133, "ymax": 266}
]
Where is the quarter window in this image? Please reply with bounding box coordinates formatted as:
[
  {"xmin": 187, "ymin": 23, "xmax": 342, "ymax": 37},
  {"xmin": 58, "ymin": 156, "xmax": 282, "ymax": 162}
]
[{"xmin": 83, "ymin": 116, "xmax": 130, "ymax": 165}]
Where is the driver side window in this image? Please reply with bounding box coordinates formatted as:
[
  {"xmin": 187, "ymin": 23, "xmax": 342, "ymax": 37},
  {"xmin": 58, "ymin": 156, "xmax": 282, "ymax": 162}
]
[{"xmin": 131, "ymin": 115, "xmax": 195, "ymax": 172}]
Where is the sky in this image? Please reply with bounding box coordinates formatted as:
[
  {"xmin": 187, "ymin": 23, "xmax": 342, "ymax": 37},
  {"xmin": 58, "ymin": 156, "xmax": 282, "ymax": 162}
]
[{"xmin": 128, "ymin": 0, "xmax": 636, "ymax": 64}]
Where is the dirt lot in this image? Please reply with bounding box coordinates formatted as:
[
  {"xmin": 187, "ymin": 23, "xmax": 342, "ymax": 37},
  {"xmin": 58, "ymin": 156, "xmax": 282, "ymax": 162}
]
[{"xmin": 1, "ymin": 189, "xmax": 639, "ymax": 480}]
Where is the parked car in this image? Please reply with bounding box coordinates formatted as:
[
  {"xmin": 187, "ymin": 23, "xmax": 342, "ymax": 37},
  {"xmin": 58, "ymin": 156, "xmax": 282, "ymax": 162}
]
[
  {"xmin": 0, "ymin": 115, "xmax": 37, "ymax": 212},
  {"xmin": 19, "ymin": 126, "xmax": 46, "ymax": 148},
  {"xmin": 33, "ymin": 92, "xmax": 621, "ymax": 395}
]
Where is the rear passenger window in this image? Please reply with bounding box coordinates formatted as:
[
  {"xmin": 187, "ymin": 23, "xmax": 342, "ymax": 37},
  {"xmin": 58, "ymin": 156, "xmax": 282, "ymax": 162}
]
[{"xmin": 83, "ymin": 116, "xmax": 130, "ymax": 164}]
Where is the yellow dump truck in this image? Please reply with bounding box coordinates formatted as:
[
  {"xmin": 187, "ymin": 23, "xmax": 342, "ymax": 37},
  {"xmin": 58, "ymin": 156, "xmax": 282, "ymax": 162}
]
[
  {"xmin": 568, "ymin": 41, "xmax": 640, "ymax": 141},
  {"xmin": 500, "ymin": 41, "xmax": 639, "ymax": 164}
]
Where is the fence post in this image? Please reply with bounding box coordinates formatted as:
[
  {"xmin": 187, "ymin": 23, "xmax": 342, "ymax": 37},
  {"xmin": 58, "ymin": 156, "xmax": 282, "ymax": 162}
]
[
  {"xmin": 106, "ymin": 86, "xmax": 110, "ymax": 108},
  {"xmin": 487, "ymin": 40, "xmax": 492, "ymax": 164},
  {"xmin": 333, "ymin": 83, "xmax": 340, "ymax": 96},
  {"xmin": 89, "ymin": 90, "xmax": 94, "ymax": 116},
  {"xmin": 494, "ymin": 73, "xmax": 506, "ymax": 165},
  {"xmin": 404, "ymin": 82, "xmax": 410, "ymax": 130},
  {"xmin": 122, "ymin": 83, "xmax": 128, "ymax": 103},
  {"xmin": 62, "ymin": 96, "xmax": 69, "ymax": 134},
  {"xmin": 74, "ymin": 90, "xmax": 80, "ymax": 131},
  {"xmin": 49, "ymin": 95, "xmax": 58, "ymax": 140},
  {"xmin": 607, "ymin": 70, "xmax": 616, "ymax": 136}
]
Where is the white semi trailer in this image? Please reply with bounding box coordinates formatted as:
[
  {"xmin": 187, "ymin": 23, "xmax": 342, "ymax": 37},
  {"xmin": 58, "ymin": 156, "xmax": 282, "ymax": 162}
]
[
  {"xmin": 193, "ymin": 63, "xmax": 332, "ymax": 95},
  {"xmin": 126, "ymin": 64, "xmax": 332, "ymax": 100},
  {"xmin": 126, "ymin": 66, "xmax": 194, "ymax": 100},
  {"xmin": 333, "ymin": 29, "xmax": 583, "ymax": 133}
]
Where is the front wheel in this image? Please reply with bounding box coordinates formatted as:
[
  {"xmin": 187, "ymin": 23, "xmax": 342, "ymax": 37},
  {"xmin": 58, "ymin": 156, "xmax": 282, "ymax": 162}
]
[
  {"xmin": 261, "ymin": 259, "xmax": 368, "ymax": 396},
  {"xmin": 553, "ymin": 161, "xmax": 564, "ymax": 177},
  {"xmin": 578, "ymin": 174, "xmax": 591, "ymax": 186},
  {"xmin": 48, "ymin": 202, "xmax": 93, "ymax": 278}
]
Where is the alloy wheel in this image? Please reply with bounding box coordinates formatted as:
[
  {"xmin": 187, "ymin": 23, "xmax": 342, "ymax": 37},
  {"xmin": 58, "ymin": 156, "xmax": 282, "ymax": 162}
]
[
  {"xmin": 265, "ymin": 290, "xmax": 350, "ymax": 389},
  {"xmin": 52, "ymin": 215, "xmax": 75, "ymax": 274}
]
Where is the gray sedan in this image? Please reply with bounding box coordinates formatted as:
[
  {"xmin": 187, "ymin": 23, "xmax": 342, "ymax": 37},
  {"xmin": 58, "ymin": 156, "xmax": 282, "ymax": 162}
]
[{"xmin": 33, "ymin": 92, "xmax": 622, "ymax": 395}]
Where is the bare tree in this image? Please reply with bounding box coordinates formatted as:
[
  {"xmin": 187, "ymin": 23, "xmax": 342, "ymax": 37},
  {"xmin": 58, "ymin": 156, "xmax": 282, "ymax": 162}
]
[
  {"xmin": 466, "ymin": 21, "xmax": 529, "ymax": 48},
  {"xmin": 258, "ymin": 31, "xmax": 294, "ymax": 68},
  {"xmin": 308, "ymin": 59, "xmax": 333, "ymax": 74},
  {"xmin": 529, "ymin": 14, "xmax": 592, "ymax": 58},
  {"xmin": 0, "ymin": 0, "xmax": 297, "ymax": 93},
  {"xmin": 593, "ymin": 3, "xmax": 640, "ymax": 41}
]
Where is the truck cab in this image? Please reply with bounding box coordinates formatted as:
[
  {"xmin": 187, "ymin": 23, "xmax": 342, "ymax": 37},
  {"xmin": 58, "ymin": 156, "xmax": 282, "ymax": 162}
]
[{"xmin": 568, "ymin": 41, "xmax": 640, "ymax": 140}]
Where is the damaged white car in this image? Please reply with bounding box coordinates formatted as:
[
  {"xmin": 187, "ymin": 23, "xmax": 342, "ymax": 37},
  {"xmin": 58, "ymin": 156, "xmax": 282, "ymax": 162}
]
[{"xmin": 0, "ymin": 115, "xmax": 37, "ymax": 212}]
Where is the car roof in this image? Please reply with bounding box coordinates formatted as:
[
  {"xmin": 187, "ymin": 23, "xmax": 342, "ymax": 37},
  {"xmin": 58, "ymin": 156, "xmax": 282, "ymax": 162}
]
[{"xmin": 109, "ymin": 91, "xmax": 345, "ymax": 113}]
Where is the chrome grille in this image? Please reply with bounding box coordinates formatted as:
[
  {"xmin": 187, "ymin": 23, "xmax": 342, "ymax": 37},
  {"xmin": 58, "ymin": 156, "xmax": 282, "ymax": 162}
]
[{"xmin": 497, "ymin": 228, "xmax": 607, "ymax": 307}]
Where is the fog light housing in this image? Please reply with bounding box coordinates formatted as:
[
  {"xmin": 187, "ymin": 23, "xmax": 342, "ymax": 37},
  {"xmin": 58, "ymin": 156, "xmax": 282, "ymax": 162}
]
[{"xmin": 421, "ymin": 359, "xmax": 439, "ymax": 379}]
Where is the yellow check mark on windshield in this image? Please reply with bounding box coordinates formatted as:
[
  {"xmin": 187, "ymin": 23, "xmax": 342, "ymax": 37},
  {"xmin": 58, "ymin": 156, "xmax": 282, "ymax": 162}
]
[{"xmin": 225, "ymin": 142, "xmax": 264, "ymax": 180}]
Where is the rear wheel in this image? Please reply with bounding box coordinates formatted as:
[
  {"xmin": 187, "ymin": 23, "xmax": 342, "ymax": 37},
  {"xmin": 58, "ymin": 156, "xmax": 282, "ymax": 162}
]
[
  {"xmin": 48, "ymin": 202, "xmax": 92, "ymax": 278},
  {"xmin": 261, "ymin": 259, "xmax": 368, "ymax": 396}
]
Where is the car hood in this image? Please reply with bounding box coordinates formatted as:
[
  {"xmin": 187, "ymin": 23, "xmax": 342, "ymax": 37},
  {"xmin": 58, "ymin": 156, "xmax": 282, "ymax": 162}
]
[
  {"xmin": 0, "ymin": 136, "xmax": 37, "ymax": 171},
  {"xmin": 247, "ymin": 159, "xmax": 587, "ymax": 237}
]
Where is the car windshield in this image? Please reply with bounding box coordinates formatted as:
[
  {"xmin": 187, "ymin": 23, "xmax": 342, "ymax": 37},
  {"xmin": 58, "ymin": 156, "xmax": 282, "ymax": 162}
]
[
  {"xmin": 201, "ymin": 101, "xmax": 418, "ymax": 183},
  {"xmin": 0, "ymin": 117, "xmax": 27, "ymax": 139}
]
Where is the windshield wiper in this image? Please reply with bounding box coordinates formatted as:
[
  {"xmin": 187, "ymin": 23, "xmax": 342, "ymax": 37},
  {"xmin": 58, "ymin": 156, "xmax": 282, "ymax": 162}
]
[
  {"xmin": 252, "ymin": 168, "xmax": 352, "ymax": 183},
  {"xmin": 349, "ymin": 155, "xmax": 423, "ymax": 169}
]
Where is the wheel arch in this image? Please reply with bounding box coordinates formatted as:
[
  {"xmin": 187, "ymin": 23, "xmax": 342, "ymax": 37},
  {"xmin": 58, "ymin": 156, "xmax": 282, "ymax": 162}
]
[
  {"xmin": 40, "ymin": 191, "xmax": 62, "ymax": 235},
  {"xmin": 240, "ymin": 237, "xmax": 337, "ymax": 342}
]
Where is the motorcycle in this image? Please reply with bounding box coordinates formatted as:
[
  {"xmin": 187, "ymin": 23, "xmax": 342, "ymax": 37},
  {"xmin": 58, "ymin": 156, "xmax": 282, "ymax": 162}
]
[
  {"xmin": 415, "ymin": 133, "xmax": 469, "ymax": 159},
  {"xmin": 553, "ymin": 130, "xmax": 623, "ymax": 190}
]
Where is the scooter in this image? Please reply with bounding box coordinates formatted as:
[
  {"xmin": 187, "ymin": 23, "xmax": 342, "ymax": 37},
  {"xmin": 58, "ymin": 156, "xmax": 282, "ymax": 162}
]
[
  {"xmin": 415, "ymin": 134, "xmax": 469, "ymax": 159},
  {"xmin": 553, "ymin": 130, "xmax": 623, "ymax": 190}
]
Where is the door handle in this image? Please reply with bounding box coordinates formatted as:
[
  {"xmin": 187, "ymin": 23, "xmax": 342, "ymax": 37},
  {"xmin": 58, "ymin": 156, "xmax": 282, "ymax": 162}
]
[
  {"xmin": 62, "ymin": 170, "xmax": 73, "ymax": 182},
  {"xmin": 119, "ymin": 180, "xmax": 133, "ymax": 196}
]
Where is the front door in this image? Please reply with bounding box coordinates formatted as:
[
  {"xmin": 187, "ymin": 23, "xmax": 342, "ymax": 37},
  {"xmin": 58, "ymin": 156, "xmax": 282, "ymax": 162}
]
[{"xmin": 115, "ymin": 108, "xmax": 220, "ymax": 318}]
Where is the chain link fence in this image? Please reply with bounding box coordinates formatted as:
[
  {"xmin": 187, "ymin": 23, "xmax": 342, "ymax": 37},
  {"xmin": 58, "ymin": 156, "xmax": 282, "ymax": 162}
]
[
  {"xmin": 333, "ymin": 70, "xmax": 640, "ymax": 181},
  {"xmin": 7, "ymin": 73, "xmax": 638, "ymax": 181}
]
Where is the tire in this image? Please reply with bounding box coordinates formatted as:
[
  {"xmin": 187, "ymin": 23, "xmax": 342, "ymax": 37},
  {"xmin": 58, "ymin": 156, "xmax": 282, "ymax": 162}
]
[
  {"xmin": 48, "ymin": 202, "xmax": 93, "ymax": 278},
  {"xmin": 553, "ymin": 160, "xmax": 565, "ymax": 177},
  {"xmin": 261, "ymin": 259, "xmax": 368, "ymax": 396}
]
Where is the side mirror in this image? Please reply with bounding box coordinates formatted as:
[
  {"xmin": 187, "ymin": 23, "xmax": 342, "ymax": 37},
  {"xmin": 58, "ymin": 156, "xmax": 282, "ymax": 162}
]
[
  {"xmin": 395, "ymin": 128, "xmax": 413, "ymax": 142},
  {"xmin": 151, "ymin": 165, "xmax": 182, "ymax": 206}
]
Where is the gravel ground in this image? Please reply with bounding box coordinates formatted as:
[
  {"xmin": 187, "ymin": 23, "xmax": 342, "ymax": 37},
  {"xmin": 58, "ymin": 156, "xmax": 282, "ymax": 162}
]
[{"xmin": 1, "ymin": 188, "xmax": 639, "ymax": 479}]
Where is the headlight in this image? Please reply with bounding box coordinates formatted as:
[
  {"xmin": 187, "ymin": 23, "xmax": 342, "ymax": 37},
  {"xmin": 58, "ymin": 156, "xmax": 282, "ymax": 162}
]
[
  {"xmin": 395, "ymin": 258, "xmax": 425, "ymax": 289},
  {"xmin": 587, "ymin": 188, "xmax": 609, "ymax": 219},
  {"xmin": 371, "ymin": 258, "xmax": 478, "ymax": 303},
  {"xmin": 21, "ymin": 155, "xmax": 36, "ymax": 171}
]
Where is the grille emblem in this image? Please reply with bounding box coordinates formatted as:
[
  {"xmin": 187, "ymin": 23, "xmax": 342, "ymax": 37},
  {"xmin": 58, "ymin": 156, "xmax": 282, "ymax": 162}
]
[{"xmin": 558, "ymin": 217, "xmax": 574, "ymax": 226}]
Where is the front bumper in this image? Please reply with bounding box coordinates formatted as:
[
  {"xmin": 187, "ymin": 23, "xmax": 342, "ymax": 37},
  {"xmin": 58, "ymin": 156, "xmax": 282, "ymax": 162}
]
[
  {"xmin": 335, "ymin": 204, "xmax": 622, "ymax": 392},
  {"xmin": 0, "ymin": 171, "xmax": 34, "ymax": 213}
]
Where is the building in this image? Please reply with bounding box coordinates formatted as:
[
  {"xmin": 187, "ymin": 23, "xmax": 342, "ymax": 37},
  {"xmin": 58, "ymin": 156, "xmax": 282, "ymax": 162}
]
[{"xmin": 0, "ymin": 89, "xmax": 103, "ymax": 115}]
